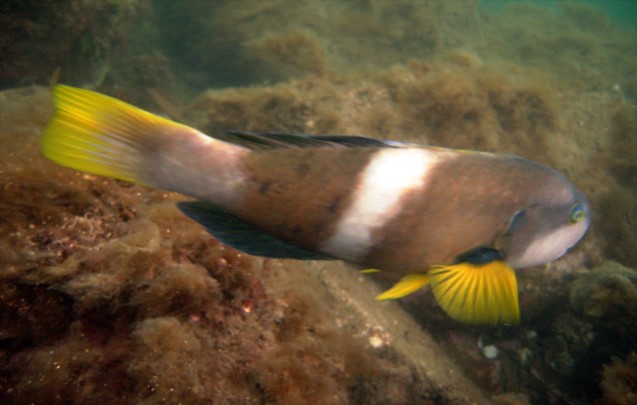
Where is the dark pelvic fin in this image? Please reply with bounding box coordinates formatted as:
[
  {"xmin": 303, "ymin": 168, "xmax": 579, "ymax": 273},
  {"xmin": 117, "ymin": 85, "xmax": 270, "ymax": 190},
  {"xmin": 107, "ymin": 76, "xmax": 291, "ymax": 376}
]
[
  {"xmin": 222, "ymin": 130, "xmax": 404, "ymax": 150},
  {"xmin": 455, "ymin": 246, "xmax": 504, "ymax": 265},
  {"xmin": 177, "ymin": 201, "xmax": 334, "ymax": 260}
]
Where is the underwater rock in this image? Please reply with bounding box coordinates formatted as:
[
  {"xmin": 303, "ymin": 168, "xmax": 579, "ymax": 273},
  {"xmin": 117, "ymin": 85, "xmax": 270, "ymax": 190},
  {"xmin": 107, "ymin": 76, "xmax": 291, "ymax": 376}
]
[
  {"xmin": 0, "ymin": 86, "xmax": 495, "ymax": 404},
  {"xmin": 152, "ymin": 0, "xmax": 476, "ymax": 88},
  {"xmin": 0, "ymin": 0, "xmax": 149, "ymax": 89},
  {"xmin": 601, "ymin": 353, "xmax": 637, "ymax": 405},
  {"xmin": 570, "ymin": 261, "xmax": 637, "ymax": 321},
  {"xmin": 1, "ymin": 1, "xmax": 637, "ymax": 403},
  {"xmin": 495, "ymin": 261, "xmax": 637, "ymax": 403}
]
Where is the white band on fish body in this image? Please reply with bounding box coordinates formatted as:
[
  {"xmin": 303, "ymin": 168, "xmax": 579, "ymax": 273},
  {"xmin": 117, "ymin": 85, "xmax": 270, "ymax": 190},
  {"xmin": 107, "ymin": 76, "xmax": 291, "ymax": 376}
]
[{"xmin": 320, "ymin": 148, "xmax": 440, "ymax": 261}]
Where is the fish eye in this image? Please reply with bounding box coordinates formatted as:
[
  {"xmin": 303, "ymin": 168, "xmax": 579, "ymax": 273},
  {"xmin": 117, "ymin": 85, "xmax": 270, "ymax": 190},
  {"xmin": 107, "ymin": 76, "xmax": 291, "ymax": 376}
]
[{"xmin": 569, "ymin": 204, "xmax": 586, "ymax": 224}]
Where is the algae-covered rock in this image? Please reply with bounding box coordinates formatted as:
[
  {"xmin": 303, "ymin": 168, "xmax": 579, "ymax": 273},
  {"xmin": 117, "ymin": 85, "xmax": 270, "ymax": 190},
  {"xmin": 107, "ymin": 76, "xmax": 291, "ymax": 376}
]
[
  {"xmin": 0, "ymin": 0, "xmax": 149, "ymax": 89},
  {"xmin": 152, "ymin": 0, "xmax": 476, "ymax": 88},
  {"xmin": 570, "ymin": 261, "xmax": 637, "ymax": 321},
  {"xmin": 601, "ymin": 352, "xmax": 637, "ymax": 405},
  {"xmin": 0, "ymin": 86, "xmax": 492, "ymax": 405},
  {"xmin": 2, "ymin": 1, "xmax": 637, "ymax": 404}
]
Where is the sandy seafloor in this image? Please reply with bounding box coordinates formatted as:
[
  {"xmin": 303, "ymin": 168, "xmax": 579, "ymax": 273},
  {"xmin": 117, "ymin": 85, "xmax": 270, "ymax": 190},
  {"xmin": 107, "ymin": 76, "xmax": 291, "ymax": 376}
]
[{"xmin": 1, "ymin": 1, "xmax": 637, "ymax": 404}]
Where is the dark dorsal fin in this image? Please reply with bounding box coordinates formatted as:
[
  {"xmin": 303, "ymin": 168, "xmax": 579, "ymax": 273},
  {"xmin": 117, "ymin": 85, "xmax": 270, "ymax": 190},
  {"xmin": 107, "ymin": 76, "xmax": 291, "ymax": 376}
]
[
  {"xmin": 178, "ymin": 200, "xmax": 334, "ymax": 260},
  {"xmin": 222, "ymin": 130, "xmax": 405, "ymax": 150}
]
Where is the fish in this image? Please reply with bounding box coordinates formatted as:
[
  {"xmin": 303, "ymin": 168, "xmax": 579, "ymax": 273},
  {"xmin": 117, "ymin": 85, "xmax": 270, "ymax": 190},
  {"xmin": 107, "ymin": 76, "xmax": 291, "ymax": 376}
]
[{"xmin": 40, "ymin": 85, "xmax": 591, "ymax": 326}]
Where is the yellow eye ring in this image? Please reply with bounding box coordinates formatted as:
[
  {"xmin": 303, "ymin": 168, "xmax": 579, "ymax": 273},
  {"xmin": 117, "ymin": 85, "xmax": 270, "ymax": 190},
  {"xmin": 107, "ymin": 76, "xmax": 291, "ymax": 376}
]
[{"xmin": 570, "ymin": 204, "xmax": 586, "ymax": 224}]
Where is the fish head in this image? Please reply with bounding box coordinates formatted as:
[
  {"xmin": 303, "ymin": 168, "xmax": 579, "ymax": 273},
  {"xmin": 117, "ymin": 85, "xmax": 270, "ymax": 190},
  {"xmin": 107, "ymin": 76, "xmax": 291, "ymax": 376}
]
[{"xmin": 503, "ymin": 188, "xmax": 590, "ymax": 269}]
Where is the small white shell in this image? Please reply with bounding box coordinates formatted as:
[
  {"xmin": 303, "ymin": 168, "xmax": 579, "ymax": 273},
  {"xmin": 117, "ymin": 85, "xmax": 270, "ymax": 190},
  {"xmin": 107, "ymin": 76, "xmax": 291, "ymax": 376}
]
[{"xmin": 482, "ymin": 344, "xmax": 499, "ymax": 359}]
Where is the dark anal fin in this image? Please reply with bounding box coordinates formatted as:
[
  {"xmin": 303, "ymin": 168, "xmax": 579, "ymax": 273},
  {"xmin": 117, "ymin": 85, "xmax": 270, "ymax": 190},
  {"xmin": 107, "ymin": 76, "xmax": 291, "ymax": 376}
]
[{"xmin": 177, "ymin": 201, "xmax": 333, "ymax": 260}]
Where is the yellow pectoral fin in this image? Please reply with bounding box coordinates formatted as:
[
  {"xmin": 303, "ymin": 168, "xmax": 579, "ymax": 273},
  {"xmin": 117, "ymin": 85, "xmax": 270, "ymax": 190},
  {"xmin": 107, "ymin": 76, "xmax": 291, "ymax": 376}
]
[
  {"xmin": 428, "ymin": 261, "xmax": 520, "ymax": 326},
  {"xmin": 376, "ymin": 273, "xmax": 430, "ymax": 300},
  {"xmin": 359, "ymin": 268, "xmax": 381, "ymax": 274}
]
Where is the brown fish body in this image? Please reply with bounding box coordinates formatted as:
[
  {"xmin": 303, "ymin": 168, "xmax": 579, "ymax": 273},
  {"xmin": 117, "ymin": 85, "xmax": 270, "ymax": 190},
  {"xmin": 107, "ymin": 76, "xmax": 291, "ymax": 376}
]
[
  {"xmin": 223, "ymin": 146, "xmax": 576, "ymax": 272},
  {"xmin": 235, "ymin": 147, "xmax": 377, "ymax": 250}
]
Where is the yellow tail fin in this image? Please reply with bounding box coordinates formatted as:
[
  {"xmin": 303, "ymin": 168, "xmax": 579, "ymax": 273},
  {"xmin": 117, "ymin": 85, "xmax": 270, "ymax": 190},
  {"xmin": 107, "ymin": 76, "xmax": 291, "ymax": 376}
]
[{"xmin": 41, "ymin": 85, "xmax": 191, "ymax": 185}]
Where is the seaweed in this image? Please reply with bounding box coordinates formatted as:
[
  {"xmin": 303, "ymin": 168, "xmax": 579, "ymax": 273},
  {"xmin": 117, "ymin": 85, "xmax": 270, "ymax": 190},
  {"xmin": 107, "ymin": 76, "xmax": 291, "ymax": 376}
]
[
  {"xmin": 0, "ymin": 0, "xmax": 149, "ymax": 89},
  {"xmin": 2, "ymin": 0, "xmax": 637, "ymax": 403},
  {"xmin": 601, "ymin": 353, "xmax": 637, "ymax": 405},
  {"xmin": 0, "ymin": 86, "xmax": 479, "ymax": 405}
]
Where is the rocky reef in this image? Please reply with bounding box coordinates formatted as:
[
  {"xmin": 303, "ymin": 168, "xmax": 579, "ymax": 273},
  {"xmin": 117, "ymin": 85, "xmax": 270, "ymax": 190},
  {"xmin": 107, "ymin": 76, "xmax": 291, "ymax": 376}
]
[
  {"xmin": 0, "ymin": 88, "xmax": 487, "ymax": 404},
  {"xmin": 1, "ymin": 1, "xmax": 637, "ymax": 404}
]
